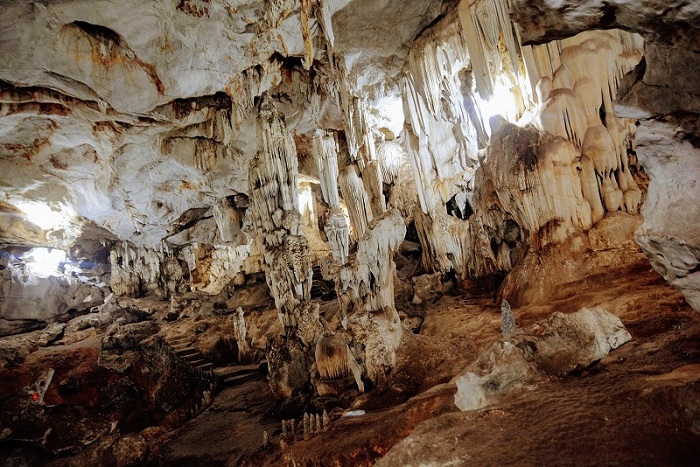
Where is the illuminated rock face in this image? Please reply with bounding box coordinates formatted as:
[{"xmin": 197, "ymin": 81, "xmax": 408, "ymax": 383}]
[
  {"xmin": 400, "ymin": 3, "xmax": 645, "ymax": 284},
  {"xmin": 0, "ymin": 0, "xmax": 698, "ymax": 408},
  {"xmin": 0, "ymin": 248, "xmax": 108, "ymax": 336},
  {"xmin": 511, "ymin": 0, "xmax": 700, "ymax": 310}
]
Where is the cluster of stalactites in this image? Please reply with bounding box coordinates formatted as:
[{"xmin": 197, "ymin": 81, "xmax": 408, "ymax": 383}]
[
  {"xmin": 314, "ymin": 332, "xmax": 364, "ymax": 391},
  {"xmin": 262, "ymin": 233, "xmax": 313, "ymax": 318},
  {"xmin": 337, "ymin": 76, "xmax": 376, "ymax": 168},
  {"xmin": 335, "ymin": 104, "xmax": 386, "ymax": 238},
  {"xmin": 226, "ymin": 61, "xmax": 282, "ymax": 130},
  {"xmin": 531, "ymin": 30, "xmax": 644, "ymax": 220},
  {"xmin": 338, "ymin": 164, "xmax": 374, "ymax": 240},
  {"xmin": 110, "ymin": 241, "xmax": 256, "ymax": 298},
  {"xmin": 457, "ymin": 0, "xmax": 522, "ymax": 97},
  {"xmin": 337, "ymin": 209, "xmax": 406, "ymax": 314},
  {"xmin": 402, "ymin": 14, "xmax": 480, "ymax": 214},
  {"xmin": 311, "ymin": 130, "xmax": 350, "ymax": 264},
  {"xmin": 249, "ymin": 94, "xmax": 314, "ymax": 326},
  {"xmin": 109, "ymin": 241, "xmax": 182, "ymax": 297},
  {"xmin": 250, "ymin": 94, "xmax": 301, "ymax": 235}
]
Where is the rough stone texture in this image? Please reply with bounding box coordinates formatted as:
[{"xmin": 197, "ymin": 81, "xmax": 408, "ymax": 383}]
[
  {"xmin": 454, "ymin": 306, "xmax": 630, "ymax": 411},
  {"xmin": 0, "ymin": 268, "xmax": 107, "ymax": 337},
  {"xmin": 511, "ymin": 1, "xmax": 700, "ymax": 311},
  {"xmin": 524, "ymin": 306, "xmax": 632, "ymax": 376},
  {"xmin": 454, "ymin": 340, "xmax": 537, "ymax": 411},
  {"xmin": 511, "ymin": 0, "xmax": 700, "ymax": 49},
  {"xmin": 111, "ymin": 433, "xmax": 149, "ymax": 467}
]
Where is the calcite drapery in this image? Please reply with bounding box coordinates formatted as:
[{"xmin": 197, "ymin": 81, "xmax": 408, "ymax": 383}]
[
  {"xmin": 312, "ymin": 130, "xmax": 350, "ymax": 265},
  {"xmin": 401, "ymin": 2, "xmax": 646, "ymax": 282},
  {"xmin": 336, "ymin": 209, "xmax": 406, "ymax": 386},
  {"xmin": 338, "ymin": 164, "xmax": 374, "ymax": 240},
  {"xmin": 510, "ymin": 0, "xmax": 700, "ymax": 312}
]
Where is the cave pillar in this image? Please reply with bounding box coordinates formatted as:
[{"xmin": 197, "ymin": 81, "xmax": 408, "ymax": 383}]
[
  {"xmin": 249, "ymin": 94, "xmax": 323, "ymax": 398},
  {"xmin": 336, "ymin": 209, "xmax": 406, "ymax": 388}
]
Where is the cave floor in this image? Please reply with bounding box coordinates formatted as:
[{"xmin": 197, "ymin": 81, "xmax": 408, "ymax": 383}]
[
  {"xmin": 2, "ymin": 256, "xmax": 699, "ymax": 466},
  {"xmin": 139, "ymin": 258, "xmax": 700, "ymax": 466},
  {"xmin": 146, "ymin": 379, "xmax": 280, "ymax": 466},
  {"xmin": 270, "ymin": 261, "xmax": 700, "ymax": 465}
]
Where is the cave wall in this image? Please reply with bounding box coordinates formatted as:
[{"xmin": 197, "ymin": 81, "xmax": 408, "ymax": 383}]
[
  {"xmin": 511, "ymin": 0, "xmax": 700, "ymax": 310},
  {"xmin": 400, "ymin": 1, "xmax": 647, "ymax": 286},
  {"xmin": 0, "ymin": 249, "xmax": 108, "ymax": 336}
]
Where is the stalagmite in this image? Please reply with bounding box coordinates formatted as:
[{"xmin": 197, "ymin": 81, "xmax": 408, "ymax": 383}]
[
  {"xmin": 322, "ymin": 410, "xmax": 330, "ymax": 432},
  {"xmin": 500, "ymin": 300, "xmax": 517, "ymax": 337},
  {"xmin": 233, "ymin": 307, "xmax": 251, "ymax": 362},
  {"xmin": 314, "ymin": 332, "xmax": 364, "ymax": 394},
  {"xmin": 303, "ymin": 412, "xmax": 310, "ymax": 439}
]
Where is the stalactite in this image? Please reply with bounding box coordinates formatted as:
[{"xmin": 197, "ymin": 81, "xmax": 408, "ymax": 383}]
[
  {"xmin": 226, "ymin": 61, "xmax": 282, "ymax": 129},
  {"xmin": 401, "ymin": 14, "xmax": 477, "ymax": 216},
  {"xmin": 458, "ymin": 0, "xmax": 524, "ymax": 99},
  {"xmin": 312, "ymin": 130, "xmax": 340, "ymax": 208},
  {"xmin": 338, "ymin": 164, "xmax": 373, "ymax": 239},
  {"xmin": 363, "ymin": 160, "xmax": 386, "ymax": 217},
  {"xmin": 300, "ymin": 0, "xmax": 315, "ymax": 71},
  {"xmin": 325, "ymin": 208, "xmax": 350, "ymax": 265},
  {"xmin": 213, "ymin": 198, "xmax": 242, "ymax": 243},
  {"xmin": 317, "ymin": 0, "xmax": 335, "ymax": 48}
]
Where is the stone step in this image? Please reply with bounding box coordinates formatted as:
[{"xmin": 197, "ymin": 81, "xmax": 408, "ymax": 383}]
[
  {"xmin": 175, "ymin": 348, "xmax": 199, "ymax": 357},
  {"xmin": 222, "ymin": 372, "xmax": 258, "ymax": 386},
  {"xmin": 181, "ymin": 357, "xmax": 203, "ymax": 365},
  {"xmin": 195, "ymin": 362, "xmax": 213, "ymax": 371},
  {"xmin": 167, "ymin": 336, "xmax": 190, "ymax": 344},
  {"xmin": 170, "ymin": 340, "xmax": 191, "ymax": 346},
  {"xmin": 171, "ymin": 343, "xmax": 193, "ymax": 351},
  {"xmin": 212, "ymin": 364, "xmax": 260, "ymax": 379},
  {"xmin": 186, "ymin": 358, "xmax": 206, "ymax": 367}
]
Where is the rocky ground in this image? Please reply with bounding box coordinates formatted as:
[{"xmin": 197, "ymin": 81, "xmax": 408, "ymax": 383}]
[{"xmin": 1, "ymin": 242, "xmax": 699, "ymax": 466}]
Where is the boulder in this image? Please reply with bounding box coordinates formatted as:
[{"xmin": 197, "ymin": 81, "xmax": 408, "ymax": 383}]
[{"xmin": 455, "ymin": 306, "xmax": 631, "ymax": 411}]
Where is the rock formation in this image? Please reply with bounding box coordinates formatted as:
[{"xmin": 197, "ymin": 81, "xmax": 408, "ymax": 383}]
[
  {"xmin": 510, "ymin": 0, "xmax": 700, "ymax": 309},
  {"xmin": 1, "ymin": 0, "xmax": 699, "ymax": 464}
]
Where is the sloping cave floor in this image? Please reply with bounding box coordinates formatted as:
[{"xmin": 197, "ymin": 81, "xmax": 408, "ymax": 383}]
[{"xmin": 2, "ymin": 253, "xmax": 700, "ymax": 466}]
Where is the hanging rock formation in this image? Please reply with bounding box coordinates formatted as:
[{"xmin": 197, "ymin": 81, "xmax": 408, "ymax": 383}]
[
  {"xmin": 511, "ymin": 0, "xmax": 700, "ymax": 310},
  {"xmin": 402, "ymin": 4, "xmax": 646, "ymax": 286},
  {"xmin": 312, "ymin": 130, "xmax": 350, "ymax": 266}
]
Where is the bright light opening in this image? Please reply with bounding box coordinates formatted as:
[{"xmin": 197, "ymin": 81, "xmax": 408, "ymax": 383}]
[
  {"xmin": 15, "ymin": 202, "xmax": 65, "ymax": 230},
  {"xmin": 22, "ymin": 248, "xmax": 67, "ymax": 278},
  {"xmin": 476, "ymin": 77, "xmax": 520, "ymax": 136},
  {"xmin": 298, "ymin": 183, "xmax": 315, "ymax": 220}
]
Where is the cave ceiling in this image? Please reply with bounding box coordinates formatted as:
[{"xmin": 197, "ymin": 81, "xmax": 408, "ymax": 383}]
[{"xmin": 0, "ymin": 0, "xmax": 453, "ymax": 250}]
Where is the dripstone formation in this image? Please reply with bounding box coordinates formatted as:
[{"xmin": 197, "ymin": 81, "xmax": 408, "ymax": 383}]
[{"xmin": 1, "ymin": 0, "xmax": 699, "ymax": 465}]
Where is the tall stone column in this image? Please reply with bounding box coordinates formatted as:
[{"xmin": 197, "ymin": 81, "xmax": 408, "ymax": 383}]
[{"xmin": 249, "ymin": 94, "xmax": 322, "ymax": 398}]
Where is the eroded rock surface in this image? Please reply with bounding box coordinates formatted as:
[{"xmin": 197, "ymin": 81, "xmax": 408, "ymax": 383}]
[{"xmin": 455, "ymin": 306, "xmax": 631, "ymax": 411}]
